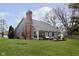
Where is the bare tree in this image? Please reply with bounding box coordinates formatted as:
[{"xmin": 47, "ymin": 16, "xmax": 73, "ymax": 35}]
[
  {"xmin": 0, "ymin": 18, "xmax": 7, "ymax": 37},
  {"xmin": 53, "ymin": 7, "xmax": 68, "ymax": 30},
  {"xmin": 40, "ymin": 6, "xmax": 69, "ymax": 35},
  {"xmin": 44, "ymin": 10, "xmax": 56, "ymax": 27}
]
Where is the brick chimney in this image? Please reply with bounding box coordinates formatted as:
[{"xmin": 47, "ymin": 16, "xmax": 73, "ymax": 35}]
[{"xmin": 26, "ymin": 10, "xmax": 32, "ymax": 39}]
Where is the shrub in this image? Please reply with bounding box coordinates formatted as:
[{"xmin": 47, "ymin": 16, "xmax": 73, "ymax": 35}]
[{"xmin": 8, "ymin": 25, "xmax": 15, "ymax": 39}]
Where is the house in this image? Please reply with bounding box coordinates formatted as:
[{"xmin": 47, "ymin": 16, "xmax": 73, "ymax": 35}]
[{"xmin": 15, "ymin": 10, "xmax": 60, "ymax": 40}]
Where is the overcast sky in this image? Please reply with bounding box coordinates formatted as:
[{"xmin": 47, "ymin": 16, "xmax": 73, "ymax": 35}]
[{"xmin": 0, "ymin": 3, "xmax": 67, "ymax": 29}]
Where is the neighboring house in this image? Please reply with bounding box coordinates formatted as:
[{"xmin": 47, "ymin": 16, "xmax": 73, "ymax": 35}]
[
  {"xmin": 0, "ymin": 31, "xmax": 8, "ymax": 38},
  {"xmin": 15, "ymin": 10, "xmax": 60, "ymax": 39}
]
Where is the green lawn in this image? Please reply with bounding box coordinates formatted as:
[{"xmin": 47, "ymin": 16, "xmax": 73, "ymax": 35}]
[{"xmin": 0, "ymin": 38, "xmax": 79, "ymax": 56}]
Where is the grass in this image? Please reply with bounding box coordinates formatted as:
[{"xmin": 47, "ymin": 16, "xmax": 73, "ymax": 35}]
[{"xmin": 0, "ymin": 38, "xmax": 79, "ymax": 56}]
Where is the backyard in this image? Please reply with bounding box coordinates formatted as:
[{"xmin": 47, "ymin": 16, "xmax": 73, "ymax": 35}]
[{"xmin": 0, "ymin": 38, "xmax": 79, "ymax": 56}]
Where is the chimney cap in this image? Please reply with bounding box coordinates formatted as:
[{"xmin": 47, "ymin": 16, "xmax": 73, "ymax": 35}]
[{"xmin": 26, "ymin": 10, "xmax": 32, "ymax": 14}]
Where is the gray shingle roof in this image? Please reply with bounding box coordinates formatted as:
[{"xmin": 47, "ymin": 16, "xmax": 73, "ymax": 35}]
[
  {"xmin": 32, "ymin": 19, "xmax": 59, "ymax": 32},
  {"xmin": 15, "ymin": 17, "xmax": 60, "ymax": 33}
]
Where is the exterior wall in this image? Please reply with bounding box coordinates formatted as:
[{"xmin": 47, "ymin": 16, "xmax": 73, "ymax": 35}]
[
  {"xmin": 32, "ymin": 31, "xmax": 57, "ymax": 39},
  {"xmin": 31, "ymin": 26, "xmax": 37, "ymax": 39},
  {"xmin": 45, "ymin": 31, "xmax": 53, "ymax": 37}
]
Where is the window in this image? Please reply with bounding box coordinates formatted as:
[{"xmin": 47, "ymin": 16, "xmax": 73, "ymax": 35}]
[
  {"xmin": 39, "ymin": 31, "xmax": 45, "ymax": 38},
  {"xmin": 52, "ymin": 32, "xmax": 54, "ymax": 36},
  {"xmin": 34, "ymin": 31, "xmax": 37, "ymax": 38}
]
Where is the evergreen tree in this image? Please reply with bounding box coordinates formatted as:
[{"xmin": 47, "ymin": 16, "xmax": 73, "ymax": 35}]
[
  {"xmin": 8, "ymin": 25, "xmax": 15, "ymax": 39},
  {"xmin": 68, "ymin": 3, "xmax": 79, "ymax": 35}
]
